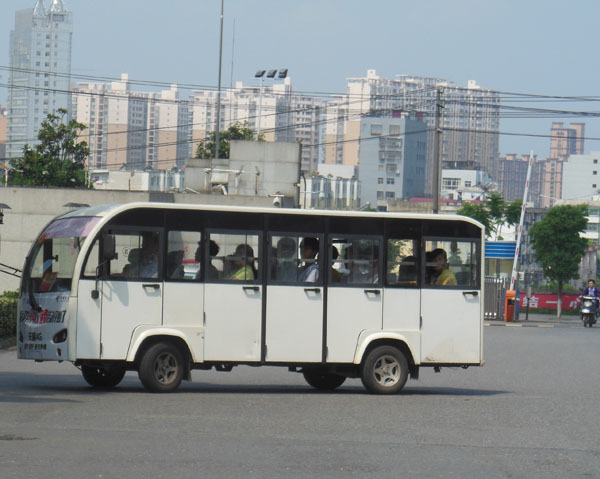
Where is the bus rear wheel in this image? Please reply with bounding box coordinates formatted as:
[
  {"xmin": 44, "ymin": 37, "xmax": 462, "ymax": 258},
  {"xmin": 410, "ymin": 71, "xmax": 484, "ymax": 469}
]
[
  {"xmin": 303, "ymin": 368, "xmax": 346, "ymax": 391},
  {"xmin": 360, "ymin": 346, "xmax": 408, "ymax": 395},
  {"xmin": 81, "ymin": 364, "xmax": 126, "ymax": 388},
  {"xmin": 138, "ymin": 342, "xmax": 184, "ymax": 393}
]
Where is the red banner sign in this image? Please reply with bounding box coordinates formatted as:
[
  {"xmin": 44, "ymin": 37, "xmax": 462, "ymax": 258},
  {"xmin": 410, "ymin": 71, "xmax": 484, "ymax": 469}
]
[{"xmin": 520, "ymin": 293, "xmax": 580, "ymax": 311}]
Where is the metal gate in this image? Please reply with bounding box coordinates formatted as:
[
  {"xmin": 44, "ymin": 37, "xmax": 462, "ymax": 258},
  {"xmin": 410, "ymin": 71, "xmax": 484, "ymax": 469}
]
[{"xmin": 484, "ymin": 276, "xmax": 507, "ymax": 320}]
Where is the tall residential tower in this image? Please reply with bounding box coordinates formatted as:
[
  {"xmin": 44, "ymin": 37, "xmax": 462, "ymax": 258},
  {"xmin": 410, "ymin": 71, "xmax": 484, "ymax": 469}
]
[{"xmin": 7, "ymin": 0, "xmax": 72, "ymax": 158}]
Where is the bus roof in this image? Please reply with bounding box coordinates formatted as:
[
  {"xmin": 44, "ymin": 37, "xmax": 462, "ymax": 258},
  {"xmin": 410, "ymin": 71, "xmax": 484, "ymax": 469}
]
[{"xmin": 61, "ymin": 202, "xmax": 484, "ymax": 230}]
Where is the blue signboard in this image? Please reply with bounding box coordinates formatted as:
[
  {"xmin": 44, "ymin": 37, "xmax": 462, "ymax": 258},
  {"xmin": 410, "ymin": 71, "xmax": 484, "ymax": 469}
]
[{"xmin": 485, "ymin": 241, "xmax": 517, "ymax": 259}]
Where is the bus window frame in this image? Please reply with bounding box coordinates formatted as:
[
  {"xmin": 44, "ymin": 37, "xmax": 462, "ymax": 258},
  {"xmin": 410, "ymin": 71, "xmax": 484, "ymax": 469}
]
[
  {"xmin": 164, "ymin": 229, "xmax": 203, "ymax": 283},
  {"xmin": 104, "ymin": 226, "xmax": 164, "ymax": 282},
  {"xmin": 422, "ymin": 236, "xmax": 481, "ymax": 290},
  {"xmin": 267, "ymin": 232, "xmax": 324, "ymax": 286},
  {"xmin": 384, "ymin": 237, "xmax": 421, "ymax": 289},
  {"xmin": 205, "ymin": 228, "xmax": 263, "ymax": 284},
  {"xmin": 328, "ymin": 234, "xmax": 383, "ymax": 288}
]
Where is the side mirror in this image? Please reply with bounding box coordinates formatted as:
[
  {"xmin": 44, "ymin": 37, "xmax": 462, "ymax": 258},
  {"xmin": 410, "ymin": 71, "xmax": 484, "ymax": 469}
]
[{"xmin": 103, "ymin": 234, "xmax": 116, "ymax": 261}]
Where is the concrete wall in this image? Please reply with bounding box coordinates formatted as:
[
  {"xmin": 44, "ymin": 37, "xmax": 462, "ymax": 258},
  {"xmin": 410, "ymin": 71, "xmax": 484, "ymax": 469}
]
[{"xmin": 0, "ymin": 186, "xmax": 277, "ymax": 293}]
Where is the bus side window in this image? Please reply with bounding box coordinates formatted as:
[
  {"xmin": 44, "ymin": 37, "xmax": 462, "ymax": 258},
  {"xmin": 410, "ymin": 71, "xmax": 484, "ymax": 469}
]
[
  {"xmin": 331, "ymin": 238, "xmax": 380, "ymax": 285},
  {"xmin": 167, "ymin": 231, "xmax": 201, "ymax": 281},
  {"xmin": 210, "ymin": 233, "xmax": 260, "ymax": 282},
  {"xmin": 386, "ymin": 239, "xmax": 418, "ymax": 286},
  {"xmin": 424, "ymin": 240, "xmax": 480, "ymax": 288},
  {"xmin": 109, "ymin": 231, "xmax": 161, "ymax": 280}
]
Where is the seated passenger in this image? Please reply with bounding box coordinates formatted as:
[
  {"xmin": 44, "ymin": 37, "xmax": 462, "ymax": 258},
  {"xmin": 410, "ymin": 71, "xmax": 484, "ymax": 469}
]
[
  {"xmin": 330, "ymin": 246, "xmax": 341, "ymax": 283},
  {"xmin": 299, "ymin": 237, "xmax": 319, "ymax": 282},
  {"xmin": 138, "ymin": 233, "xmax": 159, "ymax": 278},
  {"xmin": 427, "ymin": 248, "xmax": 457, "ymax": 286},
  {"xmin": 275, "ymin": 237, "xmax": 297, "ymax": 281},
  {"xmin": 226, "ymin": 244, "xmax": 255, "ymax": 281},
  {"xmin": 167, "ymin": 250, "xmax": 184, "ymax": 279}
]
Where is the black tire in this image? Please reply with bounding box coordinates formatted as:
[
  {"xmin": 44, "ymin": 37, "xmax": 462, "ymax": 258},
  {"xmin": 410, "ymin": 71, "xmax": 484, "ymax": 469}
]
[
  {"xmin": 81, "ymin": 364, "xmax": 126, "ymax": 388},
  {"xmin": 138, "ymin": 342, "xmax": 184, "ymax": 393},
  {"xmin": 303, "ymin": 368, "xmax": 346, "ymax": 391},
  {"xmin": 360, "ymin": 345, "xmax": 408, "ymax": 395}
]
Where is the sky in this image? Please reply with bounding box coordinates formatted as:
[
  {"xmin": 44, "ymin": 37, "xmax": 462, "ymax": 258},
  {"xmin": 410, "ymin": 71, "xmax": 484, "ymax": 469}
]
[{"xmin": 2, "ymin": 0, "xmax": 600, "ymax": 158}]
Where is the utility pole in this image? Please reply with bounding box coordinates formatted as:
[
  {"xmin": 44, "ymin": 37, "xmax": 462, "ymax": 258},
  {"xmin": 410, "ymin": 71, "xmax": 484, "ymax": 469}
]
[
  {"xmin": 432, "ymin": 87, "xmax": 442, "ymax": 214},
  {"xmin": 214, "ymin": 0, "xmax": 224, "ymax": 163}
]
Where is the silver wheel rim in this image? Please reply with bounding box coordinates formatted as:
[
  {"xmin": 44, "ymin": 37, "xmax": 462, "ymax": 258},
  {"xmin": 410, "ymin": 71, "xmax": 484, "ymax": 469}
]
[
  {"xmin": 373, "ymin": 354, "xmax": 401, "ymax": 387},
  {"xmin": 154, "ymin": 352, "xmax": 178, "ymax": 385}
]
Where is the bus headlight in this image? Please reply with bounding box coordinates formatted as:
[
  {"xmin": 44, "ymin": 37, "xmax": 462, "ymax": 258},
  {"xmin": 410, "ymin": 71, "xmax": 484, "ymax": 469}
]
[{"xmin": 52, "ymin": 329, "xmax": 67, "ymax": 344}]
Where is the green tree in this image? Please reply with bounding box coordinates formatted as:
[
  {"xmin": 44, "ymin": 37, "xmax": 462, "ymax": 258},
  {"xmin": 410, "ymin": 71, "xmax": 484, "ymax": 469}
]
[
  {"xmin": 529, "ymin": 204, "xmax": 588, "ymax": 318},
  {"xmin": 10, "ymin": 109, "xmax": 89, "ymax": 187},
  {"xmin": 195, "ymin": 122, "xmax": 263, "ymax": 159},
  {"xmin": 457, "ymin": 202, "xmax": 493, "ymax": 237},
  {"xmin": 458, "ymin": 194, "xmax": 523, "ymax": 239}
]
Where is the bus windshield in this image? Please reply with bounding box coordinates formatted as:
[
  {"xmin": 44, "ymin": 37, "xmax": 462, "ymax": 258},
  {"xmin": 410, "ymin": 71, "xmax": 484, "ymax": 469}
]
[{"xmin": 24, "ymin": 216, "xmax": 101, "ymax": 296}]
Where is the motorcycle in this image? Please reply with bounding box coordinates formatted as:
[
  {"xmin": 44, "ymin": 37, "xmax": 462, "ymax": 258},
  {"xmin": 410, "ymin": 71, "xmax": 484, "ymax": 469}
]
[{"xmin": 579, "ymin": 295, "xmax": 598, "ymax": 327}]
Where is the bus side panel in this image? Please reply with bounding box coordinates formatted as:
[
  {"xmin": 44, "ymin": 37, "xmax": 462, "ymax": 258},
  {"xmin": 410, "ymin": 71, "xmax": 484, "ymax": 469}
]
[
  {"xmin": 162, "ymin": 282, "xmax": 204, "ymax": 328},
  {"xmin": 327, "ymin": 287, "xmax": 382, "ymax": 363},
  {"xmin": 420, "ymin": 289, "xmax": 481, "ymax": 364},
  {"xmin": 101, "ymin": 280, "xmax": 163, "ymax": 360},
  {"xmin": 203, "ymin": 283, "xmax": 262, "ymax": 362},
  {"xmin": 75, "ymin": 279, "xmax": 102, "ymax": 359},
  {"xmin": 382, "ymin": 288, "xmax": 421, "ymax": 360},
  {"xmin": 382, "ymin": 289, "xmax": 420, "ymax": 331},
  {"xmin": 265, "ymin": 285, "xmax": 322, "ymax": 362},
  {"xmin": 162, "ymin": 282, "xmax": 205, "ymax": 360}
]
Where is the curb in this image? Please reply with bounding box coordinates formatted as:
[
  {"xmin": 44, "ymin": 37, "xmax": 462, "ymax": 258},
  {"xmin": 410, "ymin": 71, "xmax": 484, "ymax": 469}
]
[{"xmin": 0, "ymin": 337, "xmax": 16, "ymax": 350}]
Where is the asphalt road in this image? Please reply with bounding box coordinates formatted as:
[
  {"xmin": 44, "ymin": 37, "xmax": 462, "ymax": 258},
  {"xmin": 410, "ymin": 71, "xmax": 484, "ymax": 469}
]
[{"xmin": 1, "ymin": 324, "xmax": 599, "ymax": 478}]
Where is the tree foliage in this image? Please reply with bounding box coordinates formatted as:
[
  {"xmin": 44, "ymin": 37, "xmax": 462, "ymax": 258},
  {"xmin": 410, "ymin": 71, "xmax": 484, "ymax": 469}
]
[
  {"xmin": 195, "ymin": 122, "xmax": 263, "ymax": 159},
  {"xmin": 457, "ymin": 193, "xmax": 522, "ymax": 238},
  {"xmin": 529, "ymin": 204, "xmax": 588, "ymax": 317},
  {"xmin": 9, "ymin": 109, "xmax": 89, "ymax": 187}
]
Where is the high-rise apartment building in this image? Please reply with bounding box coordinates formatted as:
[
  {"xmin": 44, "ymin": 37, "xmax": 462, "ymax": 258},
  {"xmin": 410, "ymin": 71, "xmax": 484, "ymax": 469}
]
[
  {"xmin": 324, "ymin": 70, "xmax": 500, "ymax": 193},
  {"xmin": 189, "ymin": 78, "xmax": 322, "ymax": 172},
  {"xmin": 550, "ymin": 122, "xmax": 585, "ymax": 160},
  {"xmin": 72, "ymin": 74, "xmax": 191, "ymax": 171},
  {"xmin": 7, "ymin": 0, "xmax": 72, "ymax": 158},
  {"xmin": 358, "ymin": 113, "xmax": 427, "ymax": 209}
]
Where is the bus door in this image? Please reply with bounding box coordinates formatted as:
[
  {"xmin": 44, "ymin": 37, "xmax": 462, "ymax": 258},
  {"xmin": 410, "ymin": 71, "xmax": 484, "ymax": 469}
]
[
  {"xmin": 203, "ymin": 232, "xmax": 262, "ymax": 362},
  {"xmin": 265, "ymin": 234, "xmax": 324, "ymax": 363},
  {"xmin": 100, "ymin": 229, "xmax": 164, "ymax": 360},
  {"xmin": 420, "ymin": 238, "xmax": 482, "ymax": 364},
  {"xmin": 162, "ymin": 229, "xmax": 204, "ymax": 329},
  {"xmin": 327, "ymin": 237, "xmax": 383, "ymax": 363},
  {"xmin": 382, "ymin": 238, "xmax": 421, "ymax": 346}
]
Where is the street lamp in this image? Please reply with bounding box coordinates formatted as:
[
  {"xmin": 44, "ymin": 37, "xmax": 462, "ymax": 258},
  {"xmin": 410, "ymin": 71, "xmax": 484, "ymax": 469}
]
[{"xmin": 254, "ymin": 68, "xmax": 288, "ymax": 137}]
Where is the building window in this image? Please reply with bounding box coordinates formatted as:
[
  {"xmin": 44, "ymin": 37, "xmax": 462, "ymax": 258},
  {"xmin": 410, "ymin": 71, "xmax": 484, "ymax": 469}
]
[
  {"xmin": 385, "ymin": 192, "xmax": 395, "ymax": 199},
  {"xmin": 594, "ymin": 159, "xmax": 598, "ymax": 164},
  {"xmin": 370, "ymin": 124, "xmax": 382, "ymax": 136},
  {"xmin": 386, "ymin": 178, "xmax": 395, "ymax": 185},
  {"xmin": 377, "ymin": 191, "xmax": 384, "ymax": 200},
  {"xmin": 389, "ymin": 125, "xmax": 401, "ymax": 136},
  {"xmin": 378, "ymin": 178, "xmax": 383, "ymax": 184}
]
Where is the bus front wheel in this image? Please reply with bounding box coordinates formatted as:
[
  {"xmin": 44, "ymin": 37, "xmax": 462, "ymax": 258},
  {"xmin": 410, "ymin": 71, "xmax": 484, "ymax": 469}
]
[
  {"xmin": 303, "ymin": 368, "xmax": 346, "ymax": 391},
  {"xmin": 81, "ymin": 364, "xmax": 126, "ymax": 388},
  {"xmin": 138, "ymin": 342, "xmax": 184, "ymax": 393},
  {"xmin": 360, "ymin": 346, "xmax": 408, "ymax": 394}
]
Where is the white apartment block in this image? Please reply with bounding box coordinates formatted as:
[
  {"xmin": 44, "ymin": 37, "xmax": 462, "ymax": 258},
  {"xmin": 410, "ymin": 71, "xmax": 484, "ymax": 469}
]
[
  {"xmin": 72, "ymin": 74, "xmax": 191, "ymax": 171},
  {"xmin": 7, "ymin": 0, "xmax": 72, "ymax": 158},
  {"xmin": 189, "ymin": 78, "xmax": 322, "ymax": 172},
  {"xmin": 324, "ymin": 70, "xmax": 500, "ymax": 193},
  {"xmin": 562, "ymin": 151, "xmax": 600, "ymax": 201}
]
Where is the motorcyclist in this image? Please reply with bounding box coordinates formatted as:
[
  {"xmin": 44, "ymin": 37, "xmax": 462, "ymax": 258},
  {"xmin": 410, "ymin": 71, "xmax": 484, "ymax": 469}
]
[{"xmin": 580, "ymin": 279, "xmax": 600, "ymax": 316}]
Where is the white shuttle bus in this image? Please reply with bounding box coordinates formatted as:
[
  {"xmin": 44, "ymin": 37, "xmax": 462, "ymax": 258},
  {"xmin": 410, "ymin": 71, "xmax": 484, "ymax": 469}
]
[{"xmin": 17, "ymin": 203, "xmax": 484, "ymax": 394}]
